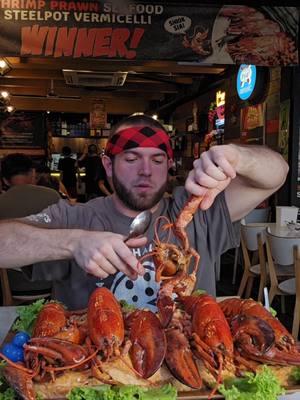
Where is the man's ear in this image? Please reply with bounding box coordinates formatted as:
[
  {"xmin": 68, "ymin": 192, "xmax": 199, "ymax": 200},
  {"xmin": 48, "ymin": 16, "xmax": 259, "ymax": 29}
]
[{"xmin": 102, "ymin": 155, "xmax": 112, "ymax": 178}]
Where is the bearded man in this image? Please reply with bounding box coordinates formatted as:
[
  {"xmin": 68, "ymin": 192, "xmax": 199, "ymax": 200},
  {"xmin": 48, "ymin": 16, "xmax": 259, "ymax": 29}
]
[{"xmin": 0, "ymin": 115, "xmax": 289, "ymax": 309}]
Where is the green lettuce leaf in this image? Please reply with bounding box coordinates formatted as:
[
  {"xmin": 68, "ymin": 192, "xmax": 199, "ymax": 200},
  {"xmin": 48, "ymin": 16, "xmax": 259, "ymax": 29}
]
[
  {"xmin": 218, "ymin": 366, "xmax": 284, "ymax": 400},
  {"xmin": 67, "ymin": 384, "xmax": 177, "ymax": 400},
  {"xmin": 290, "ymin": 367, "xmax": 300, "ymax": 384}
]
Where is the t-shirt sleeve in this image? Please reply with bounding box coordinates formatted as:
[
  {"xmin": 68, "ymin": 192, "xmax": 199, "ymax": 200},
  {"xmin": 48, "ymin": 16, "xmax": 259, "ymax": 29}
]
[{"xmin": 24, "ymin": 199, "xmax": 82, "ymax": 229}]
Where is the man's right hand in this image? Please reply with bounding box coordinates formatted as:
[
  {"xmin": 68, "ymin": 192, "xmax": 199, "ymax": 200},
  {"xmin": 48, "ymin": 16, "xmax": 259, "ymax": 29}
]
[{"xmin": 71, "ymin": 231, "xmax": 147, "ymax": 280}]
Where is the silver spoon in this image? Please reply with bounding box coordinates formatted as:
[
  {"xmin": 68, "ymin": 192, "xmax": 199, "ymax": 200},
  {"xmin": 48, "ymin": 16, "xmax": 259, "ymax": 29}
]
[{"xmin": 124, "ymin": 210, "xmax": 152, "ymax": 242}]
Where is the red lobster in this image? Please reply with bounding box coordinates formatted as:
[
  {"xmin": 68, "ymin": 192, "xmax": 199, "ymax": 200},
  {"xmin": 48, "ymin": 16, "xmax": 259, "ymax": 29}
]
[
  {"xmin": 125, "ymin": 309, "xmax": 166, "ymax": 379},
  {"xmin": 0, "ymin": 288, "xmax": 167, "ymax": 399},
  {"xmin": 144, "ymin": 195, "xmax": 203, "ymax": 327},
  {"xmin": 219, "ymin": 298, "xmax": 300, "ymax": 368}
]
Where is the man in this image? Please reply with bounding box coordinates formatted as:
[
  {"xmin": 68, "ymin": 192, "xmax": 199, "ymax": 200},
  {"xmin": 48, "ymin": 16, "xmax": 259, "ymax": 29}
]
[
  {"xmin": 77, "ymin": 144, "xmax": 106, "ymax": 200},
  {"xmin": 58, "ymin": 146, "xmax": 77, "ymax": 199},
  {"xmin": 1, "ymin": 153, "xmax": 36, "ymax": 189},
  {"xmin": 0, "ymin": 115, "xmax": 289, "ymax": 310},
  {"xmin": 0, "ymin": 153, "xmax": 60, "ymax": 218}
]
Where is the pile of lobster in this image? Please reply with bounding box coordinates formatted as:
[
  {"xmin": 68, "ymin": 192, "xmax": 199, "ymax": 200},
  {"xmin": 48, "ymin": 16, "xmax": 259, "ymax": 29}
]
[{"xmin": 1, "ymin": 195, "xmax": 300, "ymax": 400}]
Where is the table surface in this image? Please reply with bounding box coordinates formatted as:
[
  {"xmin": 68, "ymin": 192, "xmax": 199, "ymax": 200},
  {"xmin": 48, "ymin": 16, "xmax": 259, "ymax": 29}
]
[
  {"xmin": 0, "ymin": 306, "xmax": 298, "ymax": 399},
  {"xmin": 246, "ymin": 222, "xmax": 300, "ymax": 238},
  {"xmin": 0, "ymin": 306, "xmax": 18, "ymax": 345}
]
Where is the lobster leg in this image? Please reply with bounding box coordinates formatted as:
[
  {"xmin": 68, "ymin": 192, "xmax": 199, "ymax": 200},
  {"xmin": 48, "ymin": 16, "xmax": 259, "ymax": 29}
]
[{"xmin": 26, "ymin": 338, "xmax": 89, "ymax": 366}]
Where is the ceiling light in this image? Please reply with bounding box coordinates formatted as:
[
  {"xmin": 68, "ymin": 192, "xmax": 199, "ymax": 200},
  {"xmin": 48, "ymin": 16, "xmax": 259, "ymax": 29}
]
[
  {"xmin": 1, "ymin": 90, "xmax": 9, "ymax": 99},
  {"xmin": 6, "ymin": 105, "xmax": 14, "ymax": 112},
  {"xmin": 0, "ymin": 58, "xmax": 11, "ymax": 75}
]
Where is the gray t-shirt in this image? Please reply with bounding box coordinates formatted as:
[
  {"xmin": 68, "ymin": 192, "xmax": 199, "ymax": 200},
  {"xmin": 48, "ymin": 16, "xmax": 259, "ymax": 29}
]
[{"xmin": 26, "ymin": 187, "xmax": 239, "ymax": 310}]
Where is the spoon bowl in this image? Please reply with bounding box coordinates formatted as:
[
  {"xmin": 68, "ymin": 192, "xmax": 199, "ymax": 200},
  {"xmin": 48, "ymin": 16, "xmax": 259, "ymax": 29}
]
[{"xmin": 124, "ymin": 210, "xmax": 152, "ymax": 242}]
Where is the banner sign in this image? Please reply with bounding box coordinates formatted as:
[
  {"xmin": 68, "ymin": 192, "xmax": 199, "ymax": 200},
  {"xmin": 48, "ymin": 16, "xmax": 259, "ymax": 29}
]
[{"xmin": 0, "ymin": 2, "xmax": 298, "ymax": 66}]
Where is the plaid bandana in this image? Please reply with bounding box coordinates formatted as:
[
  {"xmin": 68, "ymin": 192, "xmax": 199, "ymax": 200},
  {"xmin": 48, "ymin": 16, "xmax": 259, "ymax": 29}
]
[{"xmin": 105, "ymin": 126, "xmax": 173, "ymax": 159}]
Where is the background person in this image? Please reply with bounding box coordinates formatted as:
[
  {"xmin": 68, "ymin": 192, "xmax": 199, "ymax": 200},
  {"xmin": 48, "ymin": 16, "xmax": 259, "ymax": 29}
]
[
  {"xmin": 1, "ymin": 153, "xmax": 36, "ymax": 190},
  {"xmin": 77, "ymin": 144, "xmax": 103, "ymax": 201},
  {"xmin": 0, "ymin": 115, "xmax": 289, "ymax": 310},
  {"xmin": 58, "ymin": 146, "xmax": 77, "ymax": 199},
  {"xmin": 0, "ymin": 153, "xmax": 61, "ymax": 302}
]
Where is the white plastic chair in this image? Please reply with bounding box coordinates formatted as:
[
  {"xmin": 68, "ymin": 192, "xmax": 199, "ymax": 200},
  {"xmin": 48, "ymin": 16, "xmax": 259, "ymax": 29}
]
[
  {"xmin": 265, "ymin": 228, "xmax": 300, "ymax": 340},
  {"xmin": 232, "ymin": 208, "xmax": 270, "ymax": 285},
  {"xmin": 238, "ymin": 221, "xmax": 267, "ymax": 302}
]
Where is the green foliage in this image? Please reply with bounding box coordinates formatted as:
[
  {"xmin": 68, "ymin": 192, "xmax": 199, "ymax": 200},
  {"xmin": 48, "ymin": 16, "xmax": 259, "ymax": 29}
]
[
  {"xmin": 290, "ymin": 367, "xmax": 300, "ymax": 384},
  {"xmin": 67, "ymin": 384, "xmax": 177, "ymax": 400},
  {"xmin": 218, "ymin": 366, "xmax": 284, "ymax": 400}
]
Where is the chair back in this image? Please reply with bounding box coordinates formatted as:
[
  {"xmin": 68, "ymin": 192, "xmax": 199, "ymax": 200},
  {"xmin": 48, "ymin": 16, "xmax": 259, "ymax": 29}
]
[
  {"xmin": 266, "ymin": 228, "xmax": 300, "ymax": 266},
  {"xmin": 0, "ymin": 184, "xmax": 59, "ymax": 305},
  {"xmin": 244, "ymin": 207, "xmax": 270, "ymax": 224}
]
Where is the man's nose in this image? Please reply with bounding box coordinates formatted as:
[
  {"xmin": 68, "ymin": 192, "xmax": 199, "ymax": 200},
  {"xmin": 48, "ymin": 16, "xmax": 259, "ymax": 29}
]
[{"xmin": 138, "ymin": 159, "xmax": 152, "ymax": 175}]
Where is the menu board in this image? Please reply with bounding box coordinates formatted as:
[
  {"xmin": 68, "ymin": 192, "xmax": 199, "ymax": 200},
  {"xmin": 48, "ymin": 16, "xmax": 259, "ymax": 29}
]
[{"xmin": 0, "ymin": 111, "xmax": 46, "ymax": 149}]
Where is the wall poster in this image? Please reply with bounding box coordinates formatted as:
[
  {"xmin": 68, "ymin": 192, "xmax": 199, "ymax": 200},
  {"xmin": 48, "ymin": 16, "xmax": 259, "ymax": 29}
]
[
  {"xmin": 0, "ymin": 3, "xmax": 297, "ymax": 66},
  {"xmin": 0, "ymin": 111, "xmax": 46, "ymax": 149}
]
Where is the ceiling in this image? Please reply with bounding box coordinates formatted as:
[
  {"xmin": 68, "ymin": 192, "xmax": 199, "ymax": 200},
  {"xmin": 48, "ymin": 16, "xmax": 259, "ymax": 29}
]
[{"xmin": 0, "ymin": 57, "xmax": 226, "ymax": 117}]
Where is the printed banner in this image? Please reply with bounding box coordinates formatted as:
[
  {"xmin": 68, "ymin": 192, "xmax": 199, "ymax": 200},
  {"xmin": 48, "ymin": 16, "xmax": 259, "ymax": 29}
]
[{"xmin": 0, "ymin": 2, "xmax": 298, "ymax": 65}]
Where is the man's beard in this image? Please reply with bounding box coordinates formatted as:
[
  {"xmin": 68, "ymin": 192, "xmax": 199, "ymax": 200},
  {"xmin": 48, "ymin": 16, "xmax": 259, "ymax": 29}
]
[{"xmin": 112, "ymin": 173, "xmax": 167, "ymax": 211}]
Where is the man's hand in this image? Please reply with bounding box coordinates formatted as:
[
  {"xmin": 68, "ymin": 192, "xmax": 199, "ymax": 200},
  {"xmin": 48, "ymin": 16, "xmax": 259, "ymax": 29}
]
[
  {"xmin": 72, "ymin": 231, "xmax": 147, "ymax": 280},
  {"xmin": 185, "ymin": 145, "xmax": 238, "ymax": 210}
]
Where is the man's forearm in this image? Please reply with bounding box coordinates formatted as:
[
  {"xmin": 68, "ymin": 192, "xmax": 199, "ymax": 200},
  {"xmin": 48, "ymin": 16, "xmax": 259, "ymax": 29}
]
[
  {"xmin": 232, "ymin": 144, "xmax": 289, "ymax": 190},
  {"xmin": 0, "ymin": 220, "xmax": 78, "ymax": 268}
]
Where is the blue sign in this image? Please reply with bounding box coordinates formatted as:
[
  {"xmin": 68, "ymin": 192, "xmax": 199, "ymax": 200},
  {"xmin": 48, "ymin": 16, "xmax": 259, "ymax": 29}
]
[{"xmin": 237, "ymin": 65, "xmax": 257, "ymax": 101}]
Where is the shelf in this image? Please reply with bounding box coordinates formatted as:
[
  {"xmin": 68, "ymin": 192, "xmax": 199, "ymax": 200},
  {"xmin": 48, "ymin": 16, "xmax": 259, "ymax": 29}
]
[
  {"xmin": 52, "ymin": 136, "xmax": 107, "ymax": 139},
  {"xmin": 0, "ymin": 148, "xmax": 45, "ymax": 156}
]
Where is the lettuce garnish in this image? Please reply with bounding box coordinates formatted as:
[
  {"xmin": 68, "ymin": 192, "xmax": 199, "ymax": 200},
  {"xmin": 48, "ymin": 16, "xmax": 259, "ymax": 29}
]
[
  {"xmin": 219, "ymin": 365, "xmax": 284, "ymax": 400},
  {"xmin": 67, "ymin": 384, "xmax": 177, "ymax": 400},
  {"xmin": 290, "ymin": 366, "xmax": 300, "ymax": 384}
]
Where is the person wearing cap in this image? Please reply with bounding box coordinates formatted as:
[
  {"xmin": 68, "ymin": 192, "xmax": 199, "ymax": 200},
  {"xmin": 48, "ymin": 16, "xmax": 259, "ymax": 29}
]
[{"xmin": 0, "ymin": 115, "xmax": 288, "ymax": 310}]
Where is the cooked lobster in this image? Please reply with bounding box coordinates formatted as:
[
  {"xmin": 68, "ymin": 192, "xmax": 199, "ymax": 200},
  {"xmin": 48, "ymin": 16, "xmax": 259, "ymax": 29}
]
[
  {"xmin": 220, "ymin": 298, "xmax": 300, "ymax": 367},
  {"xmin": 125, "ymin": 309, "xmax": 166, "ymax": 378}
]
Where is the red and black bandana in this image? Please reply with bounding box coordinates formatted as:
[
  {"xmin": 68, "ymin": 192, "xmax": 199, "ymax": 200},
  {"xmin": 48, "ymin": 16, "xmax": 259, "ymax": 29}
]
[{"xmin": 105, "ymin": 126, "xmax": 173, "ymax": 159}]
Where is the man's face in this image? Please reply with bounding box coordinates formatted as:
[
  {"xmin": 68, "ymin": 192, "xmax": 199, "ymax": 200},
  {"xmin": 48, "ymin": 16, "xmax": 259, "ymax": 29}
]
[{"xmin": 110, "ymin": 147, "xmax": 170, "ymax": 211}]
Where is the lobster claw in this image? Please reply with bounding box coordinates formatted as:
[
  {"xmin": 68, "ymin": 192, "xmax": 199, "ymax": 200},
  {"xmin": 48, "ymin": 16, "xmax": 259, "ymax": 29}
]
[
  {"xmin": 126, "ymin": 310, "xmax": 166, "ymax": 379},
  {"xmin": 231, "ymin": 315, "xmax": 275, "ymax": 355},
  {"xmin": 3, "ymin": 365, "xmax": 35, "ymax": 400},
  {"xmin": 165, "ymin": 326, "xmax": 202, "ymax": 389}
]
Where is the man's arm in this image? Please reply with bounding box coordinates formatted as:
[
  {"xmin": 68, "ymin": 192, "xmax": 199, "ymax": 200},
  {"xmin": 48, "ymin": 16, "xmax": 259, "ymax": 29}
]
[
  {"xmin": 0, "ymin": 220, "xmax": 146, "ymax": 279},
  {"xmin": 185, "ymin": 144, "xmax": 289, "ymax": 222}
]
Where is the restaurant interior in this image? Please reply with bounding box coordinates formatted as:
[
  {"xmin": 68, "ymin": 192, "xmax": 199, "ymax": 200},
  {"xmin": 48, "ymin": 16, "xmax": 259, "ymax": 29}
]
[
  {"xmin": 0, "ymin": 5, "xmax": 299, "ymax": 329},
  {"xmin": 0, "ymin": 2, "xmax": 300, "ymax": 399}
]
